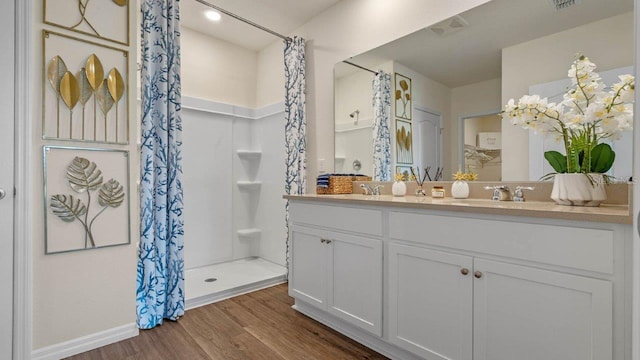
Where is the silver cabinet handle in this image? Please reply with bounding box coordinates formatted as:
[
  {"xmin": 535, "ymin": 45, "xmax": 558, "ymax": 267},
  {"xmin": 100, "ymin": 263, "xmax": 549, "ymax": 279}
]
[{"xmin": 0, "ymin": 188, "xmax": 5, "ymax": 200}]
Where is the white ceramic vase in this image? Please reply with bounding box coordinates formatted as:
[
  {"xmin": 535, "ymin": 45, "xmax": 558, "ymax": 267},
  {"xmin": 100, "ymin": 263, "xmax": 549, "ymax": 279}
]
[
  {"xmin": 451, "ymin": 180, "xmax": 470, "ymax": 199},
  {"xmin": 550, "ymin": 173, "xmax": 607, "ymax": 207},
  {"xmin": 392, "ymin": 181, "xmax": 407, "ymax": 197}
]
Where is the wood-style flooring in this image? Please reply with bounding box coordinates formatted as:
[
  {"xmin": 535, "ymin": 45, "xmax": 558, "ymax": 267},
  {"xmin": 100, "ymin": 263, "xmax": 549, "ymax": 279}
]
[{"xmin": 66, "ymin": 284, "xmax": 388, "ymax": 360}]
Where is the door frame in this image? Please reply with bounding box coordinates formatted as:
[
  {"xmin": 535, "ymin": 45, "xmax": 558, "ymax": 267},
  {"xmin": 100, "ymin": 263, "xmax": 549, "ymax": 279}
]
[
  {"xmin": 633, "ymin": 2, "xmax": 640, "ymax": 360},
  {"xmin": 14, "ymin": 0, "xmax": 32, "ymax": 358}
]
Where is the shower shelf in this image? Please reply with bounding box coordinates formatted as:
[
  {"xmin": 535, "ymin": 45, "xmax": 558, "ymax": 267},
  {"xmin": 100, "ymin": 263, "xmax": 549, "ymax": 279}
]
[
  {"xmin": 237, "ymin": 150, "xmax": 262, "ymax": 160},
  {"xmin": 237, "ymin": 181, "xmax": 262, "ymax": 190},
  {"xmin": 237, "ymin": 228, "xmax": 262, "ymax": 237}
]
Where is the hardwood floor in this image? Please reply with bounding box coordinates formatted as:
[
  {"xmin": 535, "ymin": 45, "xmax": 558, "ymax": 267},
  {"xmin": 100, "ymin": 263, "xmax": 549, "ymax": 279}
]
[{"xmin": 66, "ymin": 284, "xmax": 388, "ymax": 360}]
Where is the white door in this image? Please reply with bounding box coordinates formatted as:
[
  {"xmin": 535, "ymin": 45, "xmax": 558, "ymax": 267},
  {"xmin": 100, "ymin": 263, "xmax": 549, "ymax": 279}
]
[
  {"xmin": 414, "ymin": 108, "xmax": 441, "ymax": 172},
  {"xmin": 473, "ymin": 259, "xmax": 612, "ymax": 360},
  {"xmin": 289, "ymin": 225, "xmax": 328, "ymax": 309},
  {"xmin": 0, "ymin": 0, "xmax": 14, "ymax": 358},
  {"xmin": 327, "ymin": 232, "xmax": 382, "ymax": 336},
  {"xmin": 388, "ymin": 243, "xmax": 473, "ymax": 360}
]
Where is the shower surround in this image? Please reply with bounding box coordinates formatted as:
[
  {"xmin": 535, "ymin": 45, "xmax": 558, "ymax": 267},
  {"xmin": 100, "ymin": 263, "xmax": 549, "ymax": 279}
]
[{"xmin": 181, "ymin": 97, "xmax": 287, "ymax": 306}]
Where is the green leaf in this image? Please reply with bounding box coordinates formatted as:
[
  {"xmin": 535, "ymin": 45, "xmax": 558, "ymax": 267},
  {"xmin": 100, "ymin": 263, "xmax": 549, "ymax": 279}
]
[
  {"xmin": 50, "ymin": 194, "xmax": 87, "ymax": 222},
  {"xmin": 66, "ymin": 157, "xmax": 103, "ymax": 193},
  {"xmin": 590, "ymin": 143, "xmax": 616, "ymax": 173},
  {"xmin": 98, "ymin": 179, "xmax": 125, "ymax": 207},
  {"xmin": 544, "ymin": 151, "xmax": 567, "ymax": 173}
]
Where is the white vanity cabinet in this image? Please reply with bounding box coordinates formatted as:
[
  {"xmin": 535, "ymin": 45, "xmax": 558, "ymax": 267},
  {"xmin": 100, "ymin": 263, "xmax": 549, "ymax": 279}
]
[
  {"xmin": 286, "ymin": 197, "xmax": 631, "ymax": 360},
  {"xmin": 388, "ymin": 244, "xmax": 473, "ymax": 360},
  {"xmin": 472, "ymin": 258, "xmax": 612, "ymax": 360},
  {"xmin": 288, "ymin": 202, "xmax": 384, "ymax": 336},
  {"xmin": 389, "ymin": 210, "xmax": 624, "ymax": 360},
  {"xmin": 388, "ymin": 243, "xmax": 613, "ymax": 360}
]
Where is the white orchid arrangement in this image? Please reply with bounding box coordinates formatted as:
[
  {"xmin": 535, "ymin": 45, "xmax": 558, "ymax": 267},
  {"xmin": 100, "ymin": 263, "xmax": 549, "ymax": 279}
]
[{"xmin": 502, "ymin": 54, "xmax": 634, "ymax": 179}]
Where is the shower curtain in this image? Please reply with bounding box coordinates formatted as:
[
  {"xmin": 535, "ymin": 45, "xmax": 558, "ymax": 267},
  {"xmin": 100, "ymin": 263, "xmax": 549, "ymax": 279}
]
[
  {"xmin": 137, "ymin": 0, "xmax": 184, "ymax": 329},
  {"xmin": 372, "ymin": 71, "xmax": 392, "ymax": 181},
  {"xmin": 284, "ymin": 36, "xmax": 306, "ymax": 273}
]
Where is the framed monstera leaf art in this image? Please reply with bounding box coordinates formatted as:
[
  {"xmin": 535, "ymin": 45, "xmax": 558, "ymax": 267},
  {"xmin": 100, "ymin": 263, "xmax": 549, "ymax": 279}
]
[{"xmin": 43, "ymin": 146, "xmax": 130, "ymax": 254}]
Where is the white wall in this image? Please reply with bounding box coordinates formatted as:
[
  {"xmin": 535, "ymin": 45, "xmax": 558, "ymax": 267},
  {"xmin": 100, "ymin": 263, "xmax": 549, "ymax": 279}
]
[
  {"xmin": 181, "ymin": 26, "xmax": 258, "ymax": 108},
  {"xmin": 256, "ymin": 0, "xmax": 492, "ymax": 191},
  {"xmin": 501, "ymin": 11, "xmax": 633, "ymax": 180},
  {"xmin": 31, "ymin": 1, "xmax": 138, "ymax": 352}
]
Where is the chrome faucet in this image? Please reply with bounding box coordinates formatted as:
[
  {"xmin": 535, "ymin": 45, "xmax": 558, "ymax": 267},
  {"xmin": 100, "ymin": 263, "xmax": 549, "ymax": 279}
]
[
  {"xmin": 360, "ymin": 184, "xmax": 384, "ymax": 195},
  {"xmin": 513, "ymin": 186, "xmax": 535, "ymax": 202},
  {"xmin": 484, "ymin": 185, "xmax": 512, "ymax": 201}
]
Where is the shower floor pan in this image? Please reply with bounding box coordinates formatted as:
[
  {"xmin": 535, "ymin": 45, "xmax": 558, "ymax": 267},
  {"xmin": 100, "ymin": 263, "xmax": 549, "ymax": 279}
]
[{"xmin": 185, "ymin": 257, "xmax": 287, "ymax": 310}]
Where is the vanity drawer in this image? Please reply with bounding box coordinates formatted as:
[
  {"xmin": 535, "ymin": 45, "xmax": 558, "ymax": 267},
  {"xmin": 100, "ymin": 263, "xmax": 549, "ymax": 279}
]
[
  {"xmin": 389, "ymin": 211, "xmax": 614, "ymax": 274},
  {"xmin": 289, "ymin": 202, "xmax": 383, "ymax": 237}
]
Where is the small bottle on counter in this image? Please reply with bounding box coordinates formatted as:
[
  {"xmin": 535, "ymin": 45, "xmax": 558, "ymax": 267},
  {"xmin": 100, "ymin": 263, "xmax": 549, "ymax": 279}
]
[{"xmin": 431, "ymin": 186, "xmax": 445, "ymax": 198}]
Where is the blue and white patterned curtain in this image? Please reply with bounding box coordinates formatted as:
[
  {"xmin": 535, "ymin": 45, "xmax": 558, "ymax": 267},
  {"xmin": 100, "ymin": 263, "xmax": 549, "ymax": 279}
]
[
  {"xmin": 372, "ymin": 71, "xmax": 392, "ymax": 181},
  {"xmin": 284, "ymin": 36, "xmax": 306, "ymax": 273},
  {"xmin": 137, "ymin": 0, "xmax": 184, "ymax": 329}
]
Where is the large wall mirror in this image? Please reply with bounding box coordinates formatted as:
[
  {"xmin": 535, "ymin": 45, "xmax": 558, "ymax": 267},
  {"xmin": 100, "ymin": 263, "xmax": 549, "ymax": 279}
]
[{"xmin": 334, "ymin": 0, "xmax": 633, "ymax": 181}]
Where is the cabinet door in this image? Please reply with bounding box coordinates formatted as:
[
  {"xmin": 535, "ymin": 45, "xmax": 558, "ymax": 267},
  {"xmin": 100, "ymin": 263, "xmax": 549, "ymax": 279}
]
[
  {"xmin": 327, "ymin": 232, "xmax": 383, "ymax": 336},
  {"xmin": 289, "ymin": 225, "xmax": 328, "ymax": 309},
  {"xmin": 388, "ymin": 243, "xmax": 473, "ymax": 360},
  {"xmin": 473, "ymin": 259, "xmax": 613, "ymax": 360}
]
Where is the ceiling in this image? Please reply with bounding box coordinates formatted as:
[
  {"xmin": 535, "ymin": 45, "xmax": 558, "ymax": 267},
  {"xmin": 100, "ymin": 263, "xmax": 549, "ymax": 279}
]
[
  {"xmin": 180, "ymin": 0, "xmax": 342, "ymax": 51},
  {"xmin": 344, "ymin": 0, "xmax": 633, "ymax": 88}
]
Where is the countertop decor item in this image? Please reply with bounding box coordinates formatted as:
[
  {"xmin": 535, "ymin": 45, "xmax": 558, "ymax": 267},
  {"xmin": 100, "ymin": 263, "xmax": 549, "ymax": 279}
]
[
  {"xmin": 392, "ymin": 173, "xmax": 407, "ymax": 197},
  {"xmin": 502, "ymin": 54, "xmax": 634, "ymax": 206},
  {"xmin": 451, "ymin": 169, "xmax": 477, "ymax": 199}
]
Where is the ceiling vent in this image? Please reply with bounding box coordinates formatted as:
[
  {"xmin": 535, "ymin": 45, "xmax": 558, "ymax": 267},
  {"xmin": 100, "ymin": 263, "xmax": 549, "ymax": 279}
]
[
  {"xmin": 550, "ymin": 0, "xmax": 581, "ymax": 11},
  {"xmin": 429, "ymin": 15, "xmax": 468, "ymax": 36}
]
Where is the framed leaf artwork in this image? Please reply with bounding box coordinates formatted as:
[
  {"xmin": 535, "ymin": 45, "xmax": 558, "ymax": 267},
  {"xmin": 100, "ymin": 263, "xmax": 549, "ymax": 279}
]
[
  {"xmin": 395, "ymin": 73, "xmax": 412, "ymax": 120},
  {"xmin": 43, "ymin": 30, "xmax": 129, "ymax": 144},
  {"xmin": 43, "ymin": 146, "xmax": 130, "ymax": 254},
  {"xmin": 44, "ymin": 0, "xmax": 130, "ymax": 45},
  {"xmin": 395, "ymin": 119, "xmax": 413, "ymax": 165}
]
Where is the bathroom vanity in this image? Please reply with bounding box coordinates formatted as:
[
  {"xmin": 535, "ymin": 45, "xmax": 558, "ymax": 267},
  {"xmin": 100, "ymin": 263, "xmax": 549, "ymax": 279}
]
[{"xmin": 284, "ymin": 194, "xmax": 632, "ymax": 360}]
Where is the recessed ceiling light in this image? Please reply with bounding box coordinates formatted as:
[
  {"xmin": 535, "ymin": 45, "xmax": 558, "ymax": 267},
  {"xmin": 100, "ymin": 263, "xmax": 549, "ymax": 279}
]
[{"xmin": 205, "ymin": 10, "xmax": 221, "ymax": 22}]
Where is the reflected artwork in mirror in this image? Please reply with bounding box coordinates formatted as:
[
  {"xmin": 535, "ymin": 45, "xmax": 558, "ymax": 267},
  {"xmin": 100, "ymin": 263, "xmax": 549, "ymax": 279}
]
[{"xmin": 334, "ymin": 0, "xmax": 633, "ymax": 181}]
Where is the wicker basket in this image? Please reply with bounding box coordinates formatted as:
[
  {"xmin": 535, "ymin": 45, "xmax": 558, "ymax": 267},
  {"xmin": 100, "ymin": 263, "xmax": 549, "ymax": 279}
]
[{"xmin": 316, "ymin": 175, "xmax": 372, "ymax": 194}]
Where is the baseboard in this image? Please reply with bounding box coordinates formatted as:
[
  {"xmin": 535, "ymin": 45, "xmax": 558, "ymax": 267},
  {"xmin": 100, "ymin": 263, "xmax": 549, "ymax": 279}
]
[{"xmin": 31, "ymin": 323, "xmax": 138, "ymax": 360}]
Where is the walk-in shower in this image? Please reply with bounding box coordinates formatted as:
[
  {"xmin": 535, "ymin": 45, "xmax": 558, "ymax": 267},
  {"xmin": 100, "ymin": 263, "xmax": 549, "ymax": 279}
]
[{"xmin": 181, "ymin": 101, "xmax": 287, "ymax": 310}]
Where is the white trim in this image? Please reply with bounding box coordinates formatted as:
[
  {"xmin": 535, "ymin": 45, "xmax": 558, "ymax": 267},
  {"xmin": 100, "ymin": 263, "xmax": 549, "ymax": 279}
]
[
  {"xmin": 181, "ymin": 96, "xmax": 284, "ymax": 120},
  {"xmin": 13, "ymin": 0, "xmax": 32, "ymax": 358},
  {"xmin": 254, "ymin": 101, "xmax": 285, "ymax": 119},
  {"xmin": 31, "ymin": 323, "xmax": 138, "ymax": 360},
  {"xmin": 632, "ymin": 2, "xmax": 640, "ymax": 360}
]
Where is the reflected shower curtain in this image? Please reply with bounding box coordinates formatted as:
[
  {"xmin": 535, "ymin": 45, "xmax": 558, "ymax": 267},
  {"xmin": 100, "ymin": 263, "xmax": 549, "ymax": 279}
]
[
  {"xmin": 137, "ymin": 0, "xmax": 184, "ymax": 329},
  {"xmin": 372, "ymin": 71, "xmax": 392, "ymax": 181},
  {"xmin": 284, "ymin": 36, "xmax": 306, "ymax": 273}
]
